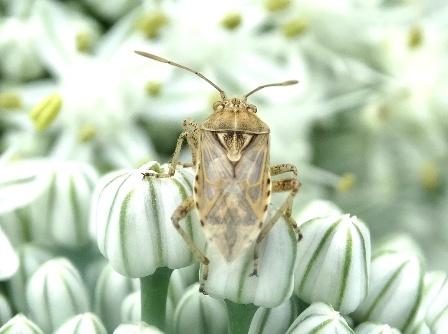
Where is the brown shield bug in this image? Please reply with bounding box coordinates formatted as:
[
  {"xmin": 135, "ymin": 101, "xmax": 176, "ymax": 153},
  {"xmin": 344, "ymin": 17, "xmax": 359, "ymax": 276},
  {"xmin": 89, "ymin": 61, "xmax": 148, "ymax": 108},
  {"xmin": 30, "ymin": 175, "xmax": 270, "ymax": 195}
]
[{"xmin": 136, "ymin": 50, "xmax": 302, "ymax": 293}]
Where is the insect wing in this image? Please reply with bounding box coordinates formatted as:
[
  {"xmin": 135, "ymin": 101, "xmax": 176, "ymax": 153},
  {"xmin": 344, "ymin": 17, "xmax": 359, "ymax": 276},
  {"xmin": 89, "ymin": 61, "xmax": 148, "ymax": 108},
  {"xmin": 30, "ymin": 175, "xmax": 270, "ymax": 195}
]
[{"xmin": 195, "ymin": 130, "xmax": 271, "ymax": 261}]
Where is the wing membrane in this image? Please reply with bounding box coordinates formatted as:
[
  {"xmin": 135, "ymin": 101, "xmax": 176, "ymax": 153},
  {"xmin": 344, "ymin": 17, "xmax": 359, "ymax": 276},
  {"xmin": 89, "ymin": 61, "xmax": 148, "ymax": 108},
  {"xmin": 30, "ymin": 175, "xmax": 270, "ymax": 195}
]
[{"xmin": 195, "ymin": 130, "xmax": 270, "ymax": 260}]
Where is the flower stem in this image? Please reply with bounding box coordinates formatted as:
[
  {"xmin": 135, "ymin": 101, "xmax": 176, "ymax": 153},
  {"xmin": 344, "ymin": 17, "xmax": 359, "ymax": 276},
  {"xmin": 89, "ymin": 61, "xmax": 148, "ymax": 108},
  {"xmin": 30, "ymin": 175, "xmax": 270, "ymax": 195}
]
[
  {"xmin": 225, "ymin": 299, "xmax": 258, "ymax": 334},
  {"xmin": 140, "ymin": 267, "xmax": 173, "ymax": 331}
]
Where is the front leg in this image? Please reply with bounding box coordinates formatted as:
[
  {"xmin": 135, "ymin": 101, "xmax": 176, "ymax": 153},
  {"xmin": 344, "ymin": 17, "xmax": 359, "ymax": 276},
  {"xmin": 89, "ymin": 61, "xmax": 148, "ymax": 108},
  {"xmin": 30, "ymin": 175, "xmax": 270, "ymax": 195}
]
[{"xmin": 142, "ymin": 118, "xmax": 199, "ymax": 178}]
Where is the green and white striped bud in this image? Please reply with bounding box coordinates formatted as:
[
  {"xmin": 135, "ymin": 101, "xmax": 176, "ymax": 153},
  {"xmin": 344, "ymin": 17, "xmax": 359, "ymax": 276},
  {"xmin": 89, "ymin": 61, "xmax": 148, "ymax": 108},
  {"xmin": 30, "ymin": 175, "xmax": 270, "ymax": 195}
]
[
  {"xmin": 406, "ymin": 271, "xmax": 445, "ymax": 334},
  {"xmin": 166, "ymin": 264, "xmax": 200, "ymax": 333},
  {"xmin": 426, "ymin": 275, "xmax": 448, "ymax": 334},
  {"xmin": 249, "ymin": 296, "xmax": 306, "ymax": 334},
  {"xmin": 172, "ymin": 283, "xmax": 228, "ymax": 334},
  {"xmin": 352, "ymin": 250, "xmax": 423, "ymax": 332},
  {"xmin": 121, "ymin": 291, "xmax": 141, "ymax": 324},
  {"xmin": 294, "ymin": 214, "xmax": 371, "ymax": 314},
  {"xmin": 1, "ymin": 160, "xmax": 98, "ymax": 248},
  {"xmin": 93, "ymin": 264, "xmax": 139, "ymax": 332},
  {"xmin": 204, "ymin": 204, "xmax": 297, "ymax": 307},
  {"xmin": 285, "ymin": 302, "xmax": 354, "ymax": 333},
  {"xmin": 296, "ymin": 199, "xmax": 343, "ymax": 225},
  {"xmin": 93, "ymin": 162, "xmax": 204, "ymax": 278},
  {"xmin": 53, "ymin": 313, "xmax": 107, "ymax": 334},
  {"xmin": 0, "ymin": 314, "xmax": 43, "ymax": 334},
  {"xmin": 113, "ymin": 322, "xmax": 165, "ymax": 334},
  {"xmin": 26, "ymin": 258, "xmax": 90, "ymax": 333},
  {"xmin": 354, "ymin": 322, "xmax": 401, "ymax": 334},
  {"xmin": 6, "ymin": 244, "xmax": 54, "ymax": 313}
]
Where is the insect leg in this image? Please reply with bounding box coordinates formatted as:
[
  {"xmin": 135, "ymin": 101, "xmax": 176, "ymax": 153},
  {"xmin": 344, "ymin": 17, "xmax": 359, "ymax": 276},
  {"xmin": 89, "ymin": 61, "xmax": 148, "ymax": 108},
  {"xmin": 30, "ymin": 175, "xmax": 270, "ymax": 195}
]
[
  {"xmin": 270, "ymin": 164, "xmax": 301, "ymax": 224},
  {"xmin": 171, "ymin": 196, "xmax": 210, "ymax": 293},
  {"xmin": 142, "ymin": 119, "xmax": 199, "ymax": 178},
  {"xmin": 180, "ymin": 118, "xmax": 199, "ymax": 168},
  {"xmin": 250, "ymin": 164, "xmax": 301, "ymax": 277}
]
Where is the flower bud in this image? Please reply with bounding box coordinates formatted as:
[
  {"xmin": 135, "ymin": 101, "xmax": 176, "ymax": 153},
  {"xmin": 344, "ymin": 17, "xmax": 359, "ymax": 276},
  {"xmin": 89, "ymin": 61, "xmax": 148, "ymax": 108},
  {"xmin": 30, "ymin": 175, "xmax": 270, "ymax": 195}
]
[
  {"xmin": 295, "ymin": 199, "xmax": 343, "ymax": 225},
  {"xmin": 113, "ymin": 322, "xmax": 164, "ymax": 334},
  {"xmin": 166, "ymin": 264, "xmax": 200, "ymax": 332},
  {"xmin": 0, "ymin": 314, "xmax": 43, "ymax": 334},
  {"xmin": 294, "ymin": 214, "xmax": 371, "ymax": 314},
  {"xmin": 285, "ymin": 302, "xmax": 354, "ymax": 333},
  {"xmin": 352, "ymin": 250, "xmax": 423, "ymax": 332},
  {"xmin": 94, "ymin": 162, "xmax": 204, "ymax": 278},
  {"xmin": 249, "ymin": 296, "xmax": 304, "ymax": 334},
  {"xmin": 94, "ymin": 264, "xmax": 139, "ymax": 332},
  {"xmin": 1, "ymin": 159, "xmax": 98, "ymax": 248},
  {"xmin": 426, "ymin": 276, "xmax": 448, "ymax": 334},
  {"xmin": 204, "ymin": 204, "xmax": 297, "ymax": 308},
  {"xmin": 354, "ymin": 322, "xmax": 401, "ymax": 334},
  {"xmin": 26, "ymin": 258, "xmax": 90, "ymax": 333},
  {"xmin": 172, "ymin": 283, "xmax": 228, "ymax": 334},
  {"xmin": 406, "ymin": 271, "xmax": 445, "ymax": 334},
  {"xmin": 6, "ymin": 244, "xmax": 54, "ymax": 313},
  {"xmin": 122, "ymin": 291, "xmax": 141, "ymax": 323},
  {"xmin": 53, "ymin": 313, "xmax": 107, "ymax": 334}
]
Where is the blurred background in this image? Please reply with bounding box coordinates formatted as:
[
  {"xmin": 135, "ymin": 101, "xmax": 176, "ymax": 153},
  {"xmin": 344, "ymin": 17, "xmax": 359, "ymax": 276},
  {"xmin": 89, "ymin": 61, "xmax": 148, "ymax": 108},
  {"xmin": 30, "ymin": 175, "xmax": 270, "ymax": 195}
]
[{"xmin": 1, "ymin": 0, "xmax": 447, "ymax": 272}]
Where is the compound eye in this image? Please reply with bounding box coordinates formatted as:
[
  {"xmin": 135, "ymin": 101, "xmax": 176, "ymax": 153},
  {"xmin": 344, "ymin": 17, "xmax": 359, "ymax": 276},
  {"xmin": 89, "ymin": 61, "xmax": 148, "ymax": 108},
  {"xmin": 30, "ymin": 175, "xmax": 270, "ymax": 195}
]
[
  {"xmin": 248, "ymin": 104, "xmax": 257, "ymax": 113},
  {"xmin": 213, "ymin": 101, "xmax": 224, "ymax": 111}
]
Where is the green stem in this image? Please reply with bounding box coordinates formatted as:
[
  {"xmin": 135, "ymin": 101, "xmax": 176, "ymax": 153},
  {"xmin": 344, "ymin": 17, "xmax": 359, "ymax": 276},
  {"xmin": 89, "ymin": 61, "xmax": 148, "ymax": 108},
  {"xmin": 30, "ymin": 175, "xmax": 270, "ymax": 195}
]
[
  {"xmin": 225, "ymin": 299, "xmax": 258, "ymax": 334},
  {"xmin": 140, "ymin": 267, "xmax": 173, "ymax": 331}
]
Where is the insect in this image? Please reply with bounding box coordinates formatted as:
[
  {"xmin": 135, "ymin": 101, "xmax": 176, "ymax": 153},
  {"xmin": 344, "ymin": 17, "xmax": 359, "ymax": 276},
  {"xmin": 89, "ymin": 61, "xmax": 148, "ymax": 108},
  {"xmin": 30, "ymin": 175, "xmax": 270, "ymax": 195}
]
[{"xmin": 136, "ymin": 50, "xmax": 302, "ymax": 293}]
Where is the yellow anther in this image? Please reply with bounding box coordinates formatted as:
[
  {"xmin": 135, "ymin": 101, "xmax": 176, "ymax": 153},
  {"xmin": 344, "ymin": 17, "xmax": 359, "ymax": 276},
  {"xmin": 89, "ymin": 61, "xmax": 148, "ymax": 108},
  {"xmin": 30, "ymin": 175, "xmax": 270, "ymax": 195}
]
[
  {"xmin": 29, "ymin": 93, "xmax": 62, "ymax": 130},
  {"xmin": 76, "ymin": 32, "xmax": 91, "ymax": 52},
  {"xmin": 421, "ymin": 161, "xmax": 439, "ymax": 192},
  {"xmin": 264, "ymin": 0, "xmax": 291, "ymax": 12},
  {"xmin": 337, "ymin": 173, "xmax": 356, "ymax": 193},
  {"xmin": 220, "ymin": 12, "xmax": 242, "ymax": 30},
  {"xmin": 408, "ymin": 25, "xmax": 423, "ymax": 49},
  {"xmin": 282, "ymin": 18, "xmax": 308, "ymax": 38},
  {"xmin": 145, "ymin": 81, "xmax": 162, "ymax": 97},
  {"xmin": 0, "ymin": 91, "xmax": 22, "ymax": 109},
  {"xmin": 78, "ymin": 123, "xmax": 97, "ymax": 142},
  {"xmin": 135, "ymin": 12, "xmax": 168, "ymax": 38}
]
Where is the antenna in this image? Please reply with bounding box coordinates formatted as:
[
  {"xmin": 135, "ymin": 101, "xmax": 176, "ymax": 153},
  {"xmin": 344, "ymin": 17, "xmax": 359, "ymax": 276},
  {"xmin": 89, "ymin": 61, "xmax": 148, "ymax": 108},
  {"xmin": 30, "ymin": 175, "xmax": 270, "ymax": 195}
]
[
  {"xmin": 135, "ymin": 50, "xmax": 227, "ymax": 100},
  {"xmin": 243, "ymin": 80, "xmax": 298, "ymax": 101}
]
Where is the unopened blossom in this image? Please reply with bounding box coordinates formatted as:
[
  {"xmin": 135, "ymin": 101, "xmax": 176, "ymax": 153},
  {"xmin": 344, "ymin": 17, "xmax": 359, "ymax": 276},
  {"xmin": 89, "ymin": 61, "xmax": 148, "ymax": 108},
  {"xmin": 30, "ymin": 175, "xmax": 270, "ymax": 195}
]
[
  {"xmin": 0, "ymin": 159, "xmax": 98, "ymax": 248},
  {"xmin": 295, "ymin": 214, "xmax": 371, "ymax": 314},
  {"xmin": 113, "ymin": 322, "xmax": 164, "ymax": 334},
  {"xmin": 354, "ymin": 322, "xmax": 401, "ymax": 334},
  {"xmin": 352, "ymin": 250, "xmax": 423, "ymax": 332},
  {"xmin": 172, "ymin": 283, "xmax": 228, "ymax": 334},
  {"xmin": 26, "ymin": 258, "xmax": 90, "ymax": 333},
  {"xmin": 5, "ymin": 244, "xmax": 54, "ymax": 314},
  {"xmin": 249, "ymin": 296, "xmax": 305, "ymax": 334},
  {"xmin": 94, "ymin": 162, "xmax": 203, "ymax": 278},
  {"xmin": 53, "ymin": 313, "xmax": 107, "ymax": 334},
  {"xmin": 285, "ymin": 302, "xmax": 354, "ymax": 334},
  {"xmin": 204, "ymin": 203, "xmax": 297, "ymax": 308},
  {"xmin": 0, "ymin": 314, "xmax": 43, "ymax": 334},
  {"xmin": 121, "ymin": 291, "xmax": 141, "ymax": 324},
  {"xmin": 94, "ymin": 264, "xmax": 139, "ymax": 332},
  {"xmin": 426, "ymin": 275, "xmax": 448, "ymax": 334}
]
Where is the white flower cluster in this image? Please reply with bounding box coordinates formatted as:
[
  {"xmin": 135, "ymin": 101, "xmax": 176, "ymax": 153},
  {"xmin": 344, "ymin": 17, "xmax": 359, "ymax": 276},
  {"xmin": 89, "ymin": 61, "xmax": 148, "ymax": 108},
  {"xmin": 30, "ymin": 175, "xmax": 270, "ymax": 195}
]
[{"xmin": 1, "ymin": 0, "xmax": 448, "ymax": 333}]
